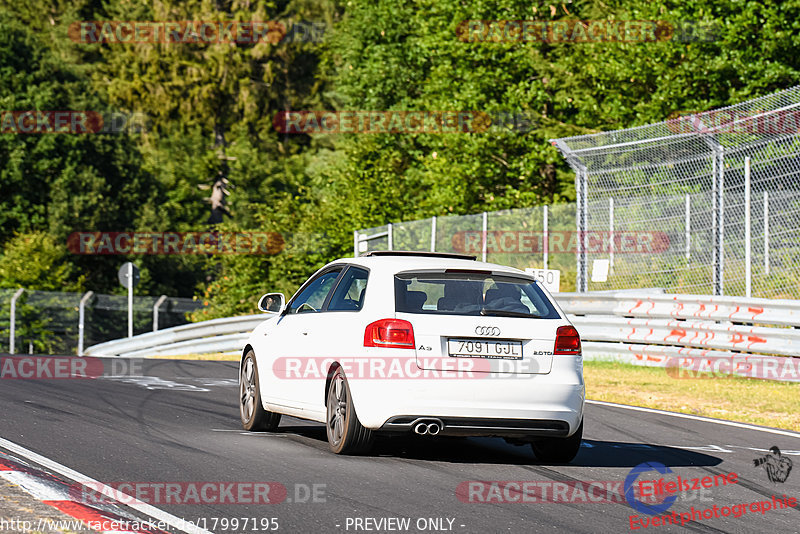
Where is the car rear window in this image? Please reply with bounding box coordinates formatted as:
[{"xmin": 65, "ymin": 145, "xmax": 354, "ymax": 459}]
[{"xmin": 394, "ymin": 271, "xmax": 560, "ymax": 318}]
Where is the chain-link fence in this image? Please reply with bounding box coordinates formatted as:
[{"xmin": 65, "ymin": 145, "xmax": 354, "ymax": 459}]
[
  {"xmin": 553, "ymin": 85, "xmax": 800, "ymax": 298},
  {"xmin": 356, "ymin": 87, "xmax": 800, "ymax": 299},
  {"xmin": 355, "ymin": 203, "xmax": 578, "ymax": 291},
  {"xmin": 0, "ymin": 289, "xmax": 203, "ymax": 355}
]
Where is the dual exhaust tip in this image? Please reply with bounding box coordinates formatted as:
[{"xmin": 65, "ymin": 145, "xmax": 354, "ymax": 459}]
[{"xmin": 413, "ymin": 419, "xmax": 443, "ymax": 436}]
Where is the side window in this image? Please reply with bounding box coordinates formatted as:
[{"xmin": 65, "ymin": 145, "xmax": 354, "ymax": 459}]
[
  {"xmin": 327, "ymin": 267, "xmax": 369, "ymax": 311},
  {"xmin": 288, "ymin": 269, "xmax": 342, "ymax": 314}
]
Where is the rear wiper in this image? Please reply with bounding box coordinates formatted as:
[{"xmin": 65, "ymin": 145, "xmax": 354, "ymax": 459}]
[{"xmin": 480, "ymin": 308, "xmax": 536, "ymax": 318}]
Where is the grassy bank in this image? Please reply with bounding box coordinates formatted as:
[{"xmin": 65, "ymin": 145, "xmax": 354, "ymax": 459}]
[{"xmin": 584, "ymin": 360, "xmax": 800, "ymax": 432}]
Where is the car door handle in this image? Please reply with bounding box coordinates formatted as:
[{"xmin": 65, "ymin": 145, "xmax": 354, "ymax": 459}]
[{"xmin": 301, "ymin": 332, "xmax": 308, "ymax": 336}]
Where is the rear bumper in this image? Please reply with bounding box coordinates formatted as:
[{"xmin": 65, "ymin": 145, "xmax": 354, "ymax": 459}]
[
  {"xmin": 347, "ymin": 354, "xmax": 585, "ymax": 437},
  {"xmin": 380, "ymin": 416, "xmax": 571, "ymax": 438}
]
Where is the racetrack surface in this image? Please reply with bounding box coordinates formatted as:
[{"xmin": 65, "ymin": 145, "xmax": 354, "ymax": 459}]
[{"xmin": 1, "ymin": 358, "xmax": 798, "ymax": 534}]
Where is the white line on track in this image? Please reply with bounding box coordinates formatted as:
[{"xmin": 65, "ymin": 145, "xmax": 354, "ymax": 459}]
[
  {"xmin": 0, "ymin": 436, "xmax": 213, "ymax": 534},
  {"xmin": 587, "ymin": 399, "xmax": 800, "ymax": 439}
]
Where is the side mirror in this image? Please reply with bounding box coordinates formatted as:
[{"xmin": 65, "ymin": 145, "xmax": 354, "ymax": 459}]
[{"xmin": 258, "ymin": 293, "xmax": 285, "ymax": 314}]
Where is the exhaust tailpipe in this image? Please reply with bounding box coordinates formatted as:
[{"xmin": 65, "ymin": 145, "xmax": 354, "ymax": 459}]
[{"xmin": 413, "ymin": 419, "xmax": 444, "ymax": 436}]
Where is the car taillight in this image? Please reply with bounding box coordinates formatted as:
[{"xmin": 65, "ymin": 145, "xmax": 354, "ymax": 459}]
[
  {"xmin": 364, "ymin": 319, "xmax": 415, "ymax": 349},
  {"xmin": 554, "ymin": 325, "xmax": 581, "ymax": 355}
]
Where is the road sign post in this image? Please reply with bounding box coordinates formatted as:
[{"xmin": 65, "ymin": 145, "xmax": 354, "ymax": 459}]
[{"xmin": 118, "ymin": 262, "xmax": 140, "ymax": 338}]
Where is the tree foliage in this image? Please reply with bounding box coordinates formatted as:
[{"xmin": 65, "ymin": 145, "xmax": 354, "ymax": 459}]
[{"xmin": 2, "ymin": 0, "xmax": 800, "ymax": 317}]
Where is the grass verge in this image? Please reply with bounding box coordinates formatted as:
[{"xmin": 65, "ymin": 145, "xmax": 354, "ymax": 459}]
[{"xmin": 584, "ymin": 360, "xmax": 800, "ymax": 432}]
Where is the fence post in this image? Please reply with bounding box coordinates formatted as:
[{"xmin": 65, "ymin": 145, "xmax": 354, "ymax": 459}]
[
  {"xmin": 430, "ymin": 216, "xmax": 437, "ymax": 252},
  {"xmin": 481, "ymin": 211, "xmax": 488, "ymax": 262},
  {"xmin": 712, "ymin": 150, "xmax": 725, "ymax": 295},
  {"xmin": 543, "ymin": 205, "xmax": 549, "ymax": 270},
  {"xmin": 153, "ymin": 295, "xmax": 168, "ymax": 332},
  {"xmin": 353, "ymin": 230, "xmax": 358, "ymax": 258},
  {"xmin": 764, "ymin": 191, "xmax": 770, "ymax": 275},
  {"xmin": 685, "ymin": 194, "xmax": 691, "ymax": 260},
  {"xmin": 608, "ymin": 197, "xmax": 614, "ymax": 273},
  {"xmin": 9, "ymin": 288, "xmax": 24, "ymax": 355},
  {"xmin": 692, "ymin": 115, "xmax": 725, "ymax": 295},
  {"xmin": 78, "ymin": 290, "xmax": 94, "ymax": 356},
  {"xmin": 744, "ymin": 157, "xmax": 752, "ymax": 297},
  {"xmin": 577, "ymin": 168, "xmax": 588, "ymax": 292},
  {"xmin": 387, "ymin": 223, "xmax": 393, "ymax": 251}
]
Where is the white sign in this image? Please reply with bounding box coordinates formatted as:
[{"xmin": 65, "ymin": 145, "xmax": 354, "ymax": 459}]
[
  {"xmin": 525, "ymin": 268, "xmax": 561, "ymax": 293},
  {"xmin": 591, "ymin": 259, "xmax": 610, "ymax": 283}
]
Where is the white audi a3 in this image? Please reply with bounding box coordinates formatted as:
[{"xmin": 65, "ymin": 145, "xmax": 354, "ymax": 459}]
[{"xmin": 239, "ymin": 251, "xmax": 585, "ymax": 462}]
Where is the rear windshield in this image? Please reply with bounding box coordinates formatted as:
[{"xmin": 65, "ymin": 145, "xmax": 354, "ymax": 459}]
[{"xmin": 394, "ymin": 271, "xmax": 560, "ymax": 318}]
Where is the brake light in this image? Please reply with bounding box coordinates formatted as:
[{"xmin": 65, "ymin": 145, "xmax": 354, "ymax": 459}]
[
  {"xmin": 364, "ymin": 319, "xmax": 415, "ymax": 349},
  {"xmin": 554, "ymin": 325, "xmax": 581, "ymax": 355}
]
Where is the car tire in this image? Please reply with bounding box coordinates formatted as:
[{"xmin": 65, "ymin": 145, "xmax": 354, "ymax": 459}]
[
  {"xmin": 326, "ymin": 367, "xmax": 373, "ymax": 455},
  {"xmin": 530, "ymin": 419, "xmax": 583, "ymax": 463},
  {"xmin": 240, "ymin": 350, "xmax": 281, "ymax": 431}
]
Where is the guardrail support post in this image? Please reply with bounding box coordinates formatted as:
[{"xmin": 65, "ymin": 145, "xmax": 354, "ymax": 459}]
[
  {"xmin": 387, "ymin": 223, "xmax": 393, "ymax": 251},
  {"xmin": 353, "ymin": 230, "xmax": 358, "ymax": 258},
  {"xmin": 153, "ymin": 295, "xmax": 168, "ymax": 332},
  {"xmin": 78, "ymin": 291, "xmax": 94, "ymax": 356},
  {"xmin": 9, "ymin": 288, "xmax": 24, "ymax": 355}
]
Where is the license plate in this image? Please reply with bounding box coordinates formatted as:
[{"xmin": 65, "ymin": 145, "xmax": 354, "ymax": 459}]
[{"xmin": 447, "ymin": 338, "xmax": 523, "ymax": 359}]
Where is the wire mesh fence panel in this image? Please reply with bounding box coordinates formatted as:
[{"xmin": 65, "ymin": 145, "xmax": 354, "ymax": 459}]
[
  {"xmin": 21, "ymin": 291, "xmax": 83, "ymax": 355},
  {"xmin": 722, "ymin": 142, "xmax": 800, "ymax": 299},
  {"xmin": 355, "ymin": 205, "xmax": 578, "ymax": 291},
  {"xmin": 393, "ymin": 218, "xmax": 434, "ymax": 252},
  {"xmin": 0, "ymin": 289, "xmax": 204, "ymax": 355},
  {"xmin": 356, "ymin": 224, "xmax": 390, "ymax": 254},
  {"xmin": 0, "ymin": 289, "xmax": 19, "ymax": 352},
  {"xmin": 553, "ymin": 85, "xmax": 800, "ymax": 298},
  {"xmin": 157, "ymin": 297, "xmax": 205, "ymax": 330},
  {"xmin": 435, "ymin": 212, "xmax": 484, "ymax": 256},
  {"xmin": 88, "ymin": 294, "xmax": 202, "ymax": 346},
  {"xmin": 483, "ymin": 207, "xmax": 544, "ymax": 269}
]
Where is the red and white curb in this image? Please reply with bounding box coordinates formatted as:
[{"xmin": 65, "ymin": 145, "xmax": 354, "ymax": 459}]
[
  {"xmin": 0, "ymin": 454, "xmax": 167, "ymax": 534},
  {"xmin": 0, "ymin": 437, "xmax": 211, "ymax": 534}
]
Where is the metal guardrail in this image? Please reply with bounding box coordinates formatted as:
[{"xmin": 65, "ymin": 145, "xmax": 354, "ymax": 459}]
[
  {"xmin": 85, "ymin": 291, "xmax": 800, "ymax": 381},
  {"xmin": 84, "ymin": 314, "xmax": 270, "ymax": 357},
  {"xmin": 558, "ymin": 291, "xmax": 800, "ymax": 381},
  {"xmin": 558, "ymin": 292, "xmax": 800, "ymax": 327}
]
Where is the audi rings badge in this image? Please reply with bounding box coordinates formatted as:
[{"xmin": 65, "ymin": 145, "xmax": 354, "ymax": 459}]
[{"xmin": 475, "ymin": 326, "xmax": 501, "ymax": 336}]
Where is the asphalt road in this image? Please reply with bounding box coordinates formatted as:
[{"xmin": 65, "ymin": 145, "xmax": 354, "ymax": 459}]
[{"xmin": 1, "ymin": 358, "xmax": 798, "ymax": 534}]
